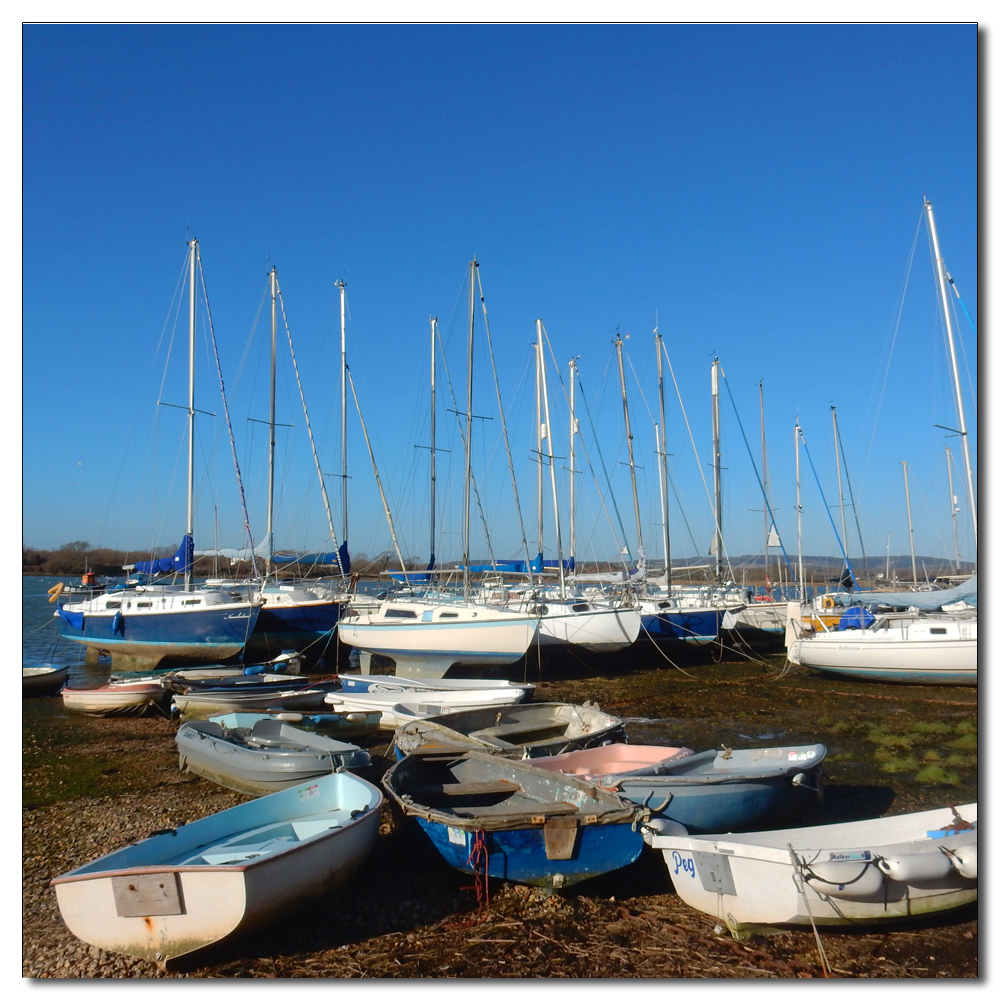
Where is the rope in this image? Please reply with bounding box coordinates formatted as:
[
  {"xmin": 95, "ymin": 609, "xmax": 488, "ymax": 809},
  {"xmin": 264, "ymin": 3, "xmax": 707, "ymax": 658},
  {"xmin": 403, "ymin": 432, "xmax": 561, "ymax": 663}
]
[
  {"xmin": 788, "ymin": 847, "xmax": 833, "ymax": 977},
  {"xmin": 446, "ymin": 827, "xmax": 491, "ymax": 928}
]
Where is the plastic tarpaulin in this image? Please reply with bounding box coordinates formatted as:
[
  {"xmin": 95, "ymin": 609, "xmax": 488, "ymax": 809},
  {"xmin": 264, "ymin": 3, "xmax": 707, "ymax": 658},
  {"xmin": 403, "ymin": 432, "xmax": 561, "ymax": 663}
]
[
  {"xmin": 134, "ymin": 535, "xmax": 193, "ymax": 576},
  {"xmin": 866, "ymin": 574, "xmax": 977, "ymax": 611}
]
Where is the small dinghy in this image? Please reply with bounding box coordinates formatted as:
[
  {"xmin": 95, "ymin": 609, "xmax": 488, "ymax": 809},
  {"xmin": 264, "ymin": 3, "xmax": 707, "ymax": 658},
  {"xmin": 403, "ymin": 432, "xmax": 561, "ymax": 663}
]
[
  {"xmin": 529, "ymin": 742, "xmax": 827, "ymax": 833},
  {"xmin": 176, "ymin": 713, "xmax": 371, "ymax": 796},
  {"xmin": 23, "ymin": 664, "xmax": 70, "ymax": 697},
  {"xmin": 169, "ymin": 674, "xmax": 322, "ymax": 720},
  {"xmin": 325, "ymin": 684, "xmax": 530, "ymax": 730},
  {"xmin": 393, "ymin": 701, "xmax": 626, "ymax": 758},
  {"xmin": 51, "ymin": 770, "xmax": 382, "ymax": 969},
  {"xmin": 61, "ymin": 679, "xmax": 171, "ymax": 717},
  {"xmin": 337, "ymin": 672, "xmax": 536, "ymax": 702},
  {"xmin": 383, "ymin": 748, "xmax": 642, "ymax": 889},
  {"xmin": 644, "ymin": 802, "xmax": 977, "ymax": 939}
]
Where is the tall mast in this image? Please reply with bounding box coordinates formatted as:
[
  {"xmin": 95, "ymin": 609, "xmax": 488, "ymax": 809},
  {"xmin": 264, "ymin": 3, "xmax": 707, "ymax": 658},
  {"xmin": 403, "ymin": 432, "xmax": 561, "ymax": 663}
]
[
  {"xmin": 924, "ymin": 197, "xmax": 976, "ymax": 546},
  {"xmin": 534, "ymin": 338, "xmax": 544, "ymax": 563},
  {"xmin": 338, "ymin": 279, "xmax": 348, "ymax": 552},
  {"xmin": 795, "ymin": 421, "xmax": 804, "ymax": 596},
  {"xmin": 711, "ymin": 358, "xmax": 723, "ymax": 582},
  {"xmin": 945, "ymin": 445, "xmax": 960, "ymax": 574},
  {"xmin": 266, "ymin": 266, "xmax": 277, "ymax": 577},
  {"xmin": 537, "ymin": 321, "xmax": 565, "ymax": 598},
  {"xmin": 831, "ymin": 406, "xmax": 849, "ymax": 572},
  {"xmin": 901, "ymin": 460, "xmax": 917, "ymax": 584},
  {"xmin": 655, "ymin": 333, "xmax": 671, "ymax": 591},
  {"xmin": 429, "ymin": 316, "xmax": 438, "ymax": 570},
  {"xmin": 462, "ymin": 259, "xmax": 476, "ymax": 598},
  {"xmin": 185, "ymin": 238, "xmax": 197, "ymax": 592},
  {"xmin": 568, "ymin": 356, "xmax": 578, "ymax": 568},
  {"xmin": 760, "ymin": 382, "xmax": 769, "ymax": 588},
  {"xmin": 614, "ymin": 332, "xmax": 643, "ymax": 555}
]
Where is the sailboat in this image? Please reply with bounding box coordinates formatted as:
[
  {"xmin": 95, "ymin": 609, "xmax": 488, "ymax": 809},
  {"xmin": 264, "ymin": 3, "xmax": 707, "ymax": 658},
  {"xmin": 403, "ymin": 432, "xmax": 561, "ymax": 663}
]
[
  {"xmin": 336, "ymin": 260, "xmax": 541, "ymax": 679},
  {"xmin": 55, "ymin": 240, "xmax": 262, "ymax": 672}
]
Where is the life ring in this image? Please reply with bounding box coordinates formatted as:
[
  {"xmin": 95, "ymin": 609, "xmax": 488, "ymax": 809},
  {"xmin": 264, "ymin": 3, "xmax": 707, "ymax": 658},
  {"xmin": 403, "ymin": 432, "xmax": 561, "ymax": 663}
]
[
  {"xmin": 47, "ymin": 582, "xmax": 65, "ymax": 603},
  {"xmin": 822, "ymin": 596, "xmax": 835, "ymax": 609}
]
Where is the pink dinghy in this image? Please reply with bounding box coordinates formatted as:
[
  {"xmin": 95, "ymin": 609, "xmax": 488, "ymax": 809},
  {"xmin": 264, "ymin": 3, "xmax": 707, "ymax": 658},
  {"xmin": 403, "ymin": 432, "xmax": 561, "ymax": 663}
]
[{"xmin": 527, "ymin": 743, "xmax": 695, "ymax": 778}]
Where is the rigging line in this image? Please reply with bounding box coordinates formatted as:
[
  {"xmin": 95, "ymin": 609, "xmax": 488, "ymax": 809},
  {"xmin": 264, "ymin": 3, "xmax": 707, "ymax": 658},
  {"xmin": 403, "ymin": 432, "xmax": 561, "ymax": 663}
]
[
  {"xmin": 831, "ymin": 409, "xmax": 869, "ymax": 572},
  {"xmin": 859, "ymin": 209, "xmax": 922, "ymax": 498},
  {"xmin": 476, "ymin": 269, "xmax": 534, "ymax": 578},
  {"xmin": 719, "ymin": 373, "xmax": 796, "ymax": 580},
  {"xmin": 575, "ymin": 375, "xmax": 632, "ymax": 571},
  {"xmin": 346, "ymin": 366, "xmax": 408, "ymax": 572},
  {"xmin": 434, "ymin": 317, "xmax": 497, "ymax": 569},
  {"xmin": 799, "ymin": 427, "xmax": 858, "ymax": 589},
  {"xmin": 198, "ymin": 247, "xmax": 259, "ymax": 581},
  {"xmin": 660, "ymin": 338, "xmax": 715, "ymax": 555},
  {"xmin": 275, "ymin": 281, "xmax": 345, "ymax": 578}
]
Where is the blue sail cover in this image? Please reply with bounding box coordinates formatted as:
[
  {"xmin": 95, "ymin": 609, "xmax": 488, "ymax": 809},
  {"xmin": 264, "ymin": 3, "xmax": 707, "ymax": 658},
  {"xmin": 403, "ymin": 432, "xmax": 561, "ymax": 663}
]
[
  {"xmin": 865, "ymin": 574, "xmax": 978, "ymax": 611},
  {"xmin": 272, "ymin": 543, "xmax": 349, "ymax": 571},
  {"xmin": 133, "ymin": 535, "xmax": 193, "ymax": 576},
  {"xmin": 529, "ymin": 555, "xmax": 576, "ymax": 574}
]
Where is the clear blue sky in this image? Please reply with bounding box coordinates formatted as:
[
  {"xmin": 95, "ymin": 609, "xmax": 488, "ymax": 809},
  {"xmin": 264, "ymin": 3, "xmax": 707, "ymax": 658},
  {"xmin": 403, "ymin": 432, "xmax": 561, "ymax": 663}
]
[{"xmin": 22, "ymin": 23, "xmax": 979, "ymax": 575}]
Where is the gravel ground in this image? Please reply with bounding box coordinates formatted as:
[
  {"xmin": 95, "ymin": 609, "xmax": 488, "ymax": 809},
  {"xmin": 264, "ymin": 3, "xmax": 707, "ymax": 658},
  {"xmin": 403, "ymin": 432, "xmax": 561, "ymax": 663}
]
[{"xmin": 23, "ymin": 662, "xmax": 978, "ymax": 979}]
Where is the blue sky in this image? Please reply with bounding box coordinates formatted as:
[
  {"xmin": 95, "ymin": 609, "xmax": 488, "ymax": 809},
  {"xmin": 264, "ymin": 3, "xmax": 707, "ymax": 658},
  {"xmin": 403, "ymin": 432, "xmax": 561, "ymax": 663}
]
[{"xmin": 21, "ymin": 22, "xmax": 979, "ymax": 575}]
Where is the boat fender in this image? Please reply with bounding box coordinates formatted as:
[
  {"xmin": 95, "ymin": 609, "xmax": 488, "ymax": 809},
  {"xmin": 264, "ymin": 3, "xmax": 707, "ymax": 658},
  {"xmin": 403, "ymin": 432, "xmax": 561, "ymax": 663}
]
[
  {"xmin": 877, "ymin": 850, "xmax": 955, "ymax": 882},
  {"xmin": 640, "ymin": 818, "xmax": 688, "ymax": 845},
  {"xmin": 944, "ymin": 844, "xmax": 977, "ymax": 880},
  {"xmin": 804, "ymin": 861, "xmax": 884, "ymax": 899},
  {"xmin": 47, "ymin": 582, "xmax": 65, "ymax": 603}
]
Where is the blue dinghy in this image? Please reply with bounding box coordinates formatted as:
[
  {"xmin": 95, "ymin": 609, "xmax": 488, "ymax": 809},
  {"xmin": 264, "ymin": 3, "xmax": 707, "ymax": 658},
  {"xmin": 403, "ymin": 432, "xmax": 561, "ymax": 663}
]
[
  {"xmin": 382, "ymin": 748, "xmax": 642, "ymax": 889},
  {"xmin": 529, "ymin": 743, "xmax": 826, "ymax": 834}
]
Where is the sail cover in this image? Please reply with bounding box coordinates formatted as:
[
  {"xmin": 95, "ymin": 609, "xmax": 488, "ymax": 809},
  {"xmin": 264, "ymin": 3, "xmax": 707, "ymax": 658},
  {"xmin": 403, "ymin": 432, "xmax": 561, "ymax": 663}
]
[
  {"xmin": 865, "ymin": 574, "xmax": 977, "ymax": 610},
  {"xmin": 134, "ymin": 535, "xmax": 193, "ymax": 576}
]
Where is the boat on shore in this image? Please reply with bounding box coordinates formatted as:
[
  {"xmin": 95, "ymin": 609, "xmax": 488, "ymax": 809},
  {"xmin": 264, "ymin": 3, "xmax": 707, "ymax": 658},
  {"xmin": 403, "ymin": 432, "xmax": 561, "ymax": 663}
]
[
  {"xmin": 23, "ymin": 664, "xmax": 70, "ymax": 697},
  {"xmin": 176, "ymin": 714, "xmax": 371, "ymax": 796},
  {"xmin": 51, "ymin": 770, "xmax": 382, "ymax": 969},
  {"xmin": 61, "ymin": 679, "xmax": 171, "ymax": 717},
  {"xmin": 382, "ymin": 747, "xmax": 643, "ymax": 889},
  {"xmin": 393, "ymin": 701, "xmax": 626, "ymax": 758},
  {"xmin": 644, "ymin": 802, "xmax": 977, "ymax": 939}
]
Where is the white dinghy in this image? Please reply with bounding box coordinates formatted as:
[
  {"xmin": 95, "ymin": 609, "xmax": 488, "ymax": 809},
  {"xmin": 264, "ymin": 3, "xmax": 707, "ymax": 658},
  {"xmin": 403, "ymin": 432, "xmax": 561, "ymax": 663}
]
[
  {"xmin": 51, "ymin": 770, "xmax": 382, "ymax": 970},
  {"xmin": 644, "ymin": 802, "xmax": 977, "ymax": 939}
]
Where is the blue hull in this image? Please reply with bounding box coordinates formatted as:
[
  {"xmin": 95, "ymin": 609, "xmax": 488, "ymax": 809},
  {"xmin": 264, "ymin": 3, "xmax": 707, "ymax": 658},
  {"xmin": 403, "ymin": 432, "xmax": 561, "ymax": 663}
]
[
  {"xmin": 618, "ymin": 777, "xmax": 816, "ymax": 834},
  {"xmin": 244, "ymin": 602, "xmax": 341, "ymax": 661},
  {"xmin": 414, "ymin": 816, "xmax": 643, "ymax": 888},
  {"xmin": 640, "ymin": 609, "xmax": 723, "ymax": 643},
  {"xmin": 57, "ymin": 605, "xmax": 260, "ymax": 665}
]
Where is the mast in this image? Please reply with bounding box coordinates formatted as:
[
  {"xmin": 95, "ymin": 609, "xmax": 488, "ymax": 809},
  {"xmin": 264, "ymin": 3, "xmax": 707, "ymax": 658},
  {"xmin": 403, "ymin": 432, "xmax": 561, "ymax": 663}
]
[
  {"xmin": 901, "ymin": 460, "xmax": 918, "ymax": 584},
  {"xmin": 568, "ymin": 356, "xmax": 578, "ymax": 569},
  {"xmin": 831, "ymin": 406, "xmax": 849, "ymax": 577},
  {"xmin": 266, "ymin": 266, "xmax": 277, "ymax": 578},
  {"xmin": 185, "ymin": 238, "xmax": 197, "ymax": 592},
  {"xmin": 924, "ymin": 197, "xmax": 976, "ymax": 546},
  {"xmin": 534, "ymin": 339, "xmax": 544, "ymax": 565},
  {"xmin": 429, "ymin": 316, "xmax": 438, "ymax": 571},
  {"xmin": 655, "ymin": 333, "xmax": 671, "ymax": 592},
  {"xmin": 614, "ymin": 332, "xmax": 643, "ymax": 556},
  {"xmin": 795, "ymin": 421, "xmax": 804, "ymax": 596},
  {"xmin": 711, "ymin": 357, "xmax": 723, "ymax": 582},
  {"xmin": 760, "ymin": 382, "xmax": 770, "ymax": 590},
  {"xmin": 338, "ymin": 279, "xmax": 348, "ymax": 554},
  {"xmin": 462, "ymin": 259, "xmax": 476, "ymax": 598},
  {"xmin": 945, "ymin": 446, "xmax": 960, "ymax": 574},
  {"xmin": 537, "ymin": 320, "xmax": 565, "ymax": 598}
]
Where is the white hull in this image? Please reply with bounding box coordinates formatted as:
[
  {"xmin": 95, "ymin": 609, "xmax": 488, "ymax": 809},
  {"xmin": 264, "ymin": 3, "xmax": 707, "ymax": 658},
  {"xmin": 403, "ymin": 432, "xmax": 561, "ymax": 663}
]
[
  {"xmin": 61, "ymin": 682, "xmax": 168, "ymax": 716},
  {"xmin": 325, "ymin": 686, "xmax": 528, "ymax": 729},
  {"xmin": 535, "ymin": 605, "xmax": 640, "ymax": 651},
  {"xmin": 338, "ymin": 600, "xmax": 539, "ymax": 679},
  {"xmin": 52, "ymin": 773, "xmax": 382, "ymax": 969},
  {"xmin": 646, "ymin": 803, "xmax": 977, "ymax": 938},
  {"xmin": 789, "ymin": 615, "xmax": 977, "ymax": 685},
  {"xmin": 735, "ymin": 603, "xmax": 788, "ymax": 633}
]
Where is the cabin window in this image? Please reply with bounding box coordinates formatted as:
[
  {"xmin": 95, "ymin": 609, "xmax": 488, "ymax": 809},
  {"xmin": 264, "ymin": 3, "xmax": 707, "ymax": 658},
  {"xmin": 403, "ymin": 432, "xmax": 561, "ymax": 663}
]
[
  {"xmin": 930, "ymin": 627, "xmax": 947, "ymax": 634},
  {"xmin": 182, "ymin": 599, "xmax": 202, "ymax": 606},
  {"xmin": 571, "ymin": 603, "xmax": 589, "ymax": 612},
  {"xmin": 106, "ymin": 601, "xmax": 121, "ymax": 609},
  {"xmin": 439, "ymin": 612, "xmax": 459, "ymax": 619},
  {"xmin": 384, "ymin": 608, "xmax": 417, "ymax": 619},
  {"xmin": 537, "ymin": 605, "xmax": 549, "ymax": 616},
  {"xmin": 136, "ymin": 602, "xmax": 152, "ymax": 608}
]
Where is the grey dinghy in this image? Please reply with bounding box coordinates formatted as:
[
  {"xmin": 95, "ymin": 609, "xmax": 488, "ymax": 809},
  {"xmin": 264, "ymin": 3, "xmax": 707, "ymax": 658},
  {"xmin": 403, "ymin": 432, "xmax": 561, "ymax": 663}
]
[
  {"xmin": 383, "ymin": 748, "xmax": 643, "ymax": 889},
  {"xmin": 393, "ymin": 701, "xmax": 626, "ymax": 759},
  {"xmin": 176, "ymin": 714, "xmax": 371, "ymax": 796},
  {"xmin": 52, "ymin": 770, "xmax": 382, "ymax": 970},
  {"xmin": 23, "ymin": 664, "xmax": 70, "ymax": 697}
]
